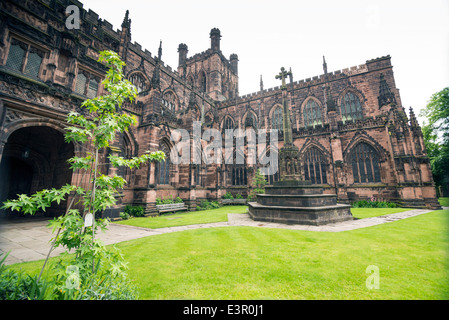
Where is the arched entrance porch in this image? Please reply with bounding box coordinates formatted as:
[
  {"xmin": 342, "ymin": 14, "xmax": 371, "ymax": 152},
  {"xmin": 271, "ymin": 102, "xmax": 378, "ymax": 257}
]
[{"xmin": 0, "ymin": 126, "xmax": 74, "ymax": 219}]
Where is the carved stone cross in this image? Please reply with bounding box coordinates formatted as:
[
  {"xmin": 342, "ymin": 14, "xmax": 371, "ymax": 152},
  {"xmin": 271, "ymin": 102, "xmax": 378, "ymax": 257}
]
[{"xmin": 275, "ymin": 67, "xmax": 292, "ymax": 89}]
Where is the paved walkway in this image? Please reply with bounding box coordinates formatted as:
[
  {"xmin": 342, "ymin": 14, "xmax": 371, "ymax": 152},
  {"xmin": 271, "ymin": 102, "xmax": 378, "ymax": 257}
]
[{"xmin": 0, "ymin": 208, "xmax": 446, "ymax": 265}]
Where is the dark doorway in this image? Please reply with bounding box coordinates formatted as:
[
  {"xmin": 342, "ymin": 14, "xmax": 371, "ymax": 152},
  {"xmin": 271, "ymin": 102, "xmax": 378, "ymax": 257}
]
[{"xmin": 0, "ymin": 126, "xmax": 74, "ymax": 219}]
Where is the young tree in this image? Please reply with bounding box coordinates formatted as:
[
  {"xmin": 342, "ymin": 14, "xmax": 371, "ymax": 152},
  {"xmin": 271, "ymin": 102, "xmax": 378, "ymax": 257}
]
[
  {"xmin": 247, "ymin": 169, "xmax": 267, "ymax": 202},
  {"xmin": 2, "ymin": 50, "xmax": 164, "ymax": 299}
]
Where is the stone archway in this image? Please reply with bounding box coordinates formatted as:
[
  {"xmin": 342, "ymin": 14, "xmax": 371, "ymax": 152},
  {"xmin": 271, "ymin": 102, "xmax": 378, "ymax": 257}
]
[{"xmin": 0, "ymin": 126, "xmax": 74, "ymax": 219}]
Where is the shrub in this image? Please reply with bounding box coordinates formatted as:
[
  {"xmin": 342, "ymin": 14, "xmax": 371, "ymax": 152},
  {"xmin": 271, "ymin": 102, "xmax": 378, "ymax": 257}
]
[
  {"xmin": 175, "ymin": 197, "xmax": 183, "ymax": 203},
  {"xmin": 352, "ymin": 199, "xmax": 398, "ymax": 208},
  {"xmin": 0, "ymin": 252, "xmax": 53, "ymax": 300},
  {"xmin": 196, "ymin": 199, "xmax": 221, "ymax": 211},
  {"xmin": 120, "ymin": 211, "xmax": 130, "ymax": 220},
  {"xmin": 124, "ymin": 205, "xmax": 145, "ymax": 217},
  {"xmin": 235, "ymin": 194, "xmax": 243, "ymax": 199},
  {"xmin": 222, "ymin": 192, "xmax": 234, "ymax": 200}
]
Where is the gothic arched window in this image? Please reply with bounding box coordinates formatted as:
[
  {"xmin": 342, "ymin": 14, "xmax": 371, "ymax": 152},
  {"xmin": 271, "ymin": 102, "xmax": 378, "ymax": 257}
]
[
  {"xmin": 129, "ymin": 73, "xmax": 148, "ymax": 93},
  {"xmin": 272, "ymin": 107, "xmax": 283, "ymax": 132},
  {"xmin": 304, "ymin": 99, "xmax": 322, "ymax": 128},
  {"xmin": 199, "ymin": 71, "xmax": 207, "ymax": 93},
  {"xmin": 350, "ymin": 142, "xmax": 381, "ymax": 183},
  {"xmin": 162, "ymin": 91, "xmax": 177, "ymax": 111},
  {"xmin": 341, "ymin": 91, "xmax": 363, "ymax": 122},
  {"xmin": 231, "ymin": 165, "xmax": 247, "ymax": 186},
  {"xmin": 157, "ymin": 143, "xmax": 171, "ymax": 185},
  {"xmin": 223, "ymin": 117, "xmax": 234, "ymax": 131},
  {"xmin": 245, "ymin": 112, "xmax": 256, "ymax": 128},
  {"xmin": 263, "ymin": 149, "xmax": 280, "ymax": 185},
  {"xmin": 303, "ymin": 147, "xmax": 328, "ymax": 184}
]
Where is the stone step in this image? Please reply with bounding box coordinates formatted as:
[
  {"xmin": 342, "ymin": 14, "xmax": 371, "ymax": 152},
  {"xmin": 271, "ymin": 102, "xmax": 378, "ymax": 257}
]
[
  {"xmin": 247, "ymin": 202, "xmax": 353, "ymax": 226},
  {"xmin": 265, "ymin": 186, "xmax": 324, "ymax": 195},
  {"xmin": 256, "ymin": 193, "xmax": 336, "ymax": 207}
]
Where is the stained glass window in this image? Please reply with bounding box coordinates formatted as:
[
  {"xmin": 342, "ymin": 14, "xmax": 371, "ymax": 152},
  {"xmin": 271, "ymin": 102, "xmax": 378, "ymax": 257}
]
[
  {"xmin": 224, "ymin": 117, "xmax": 234, "ymax": 131},
  {"xmin": 199, "ymin": 71, "xmax": 207, "ymax": 93},
  {"xmin": 304, "ymin": 99, "xmax": 322, "ymax": 128},
  {"xmin": 272, "ymin": 107, "xmax": 283, "ymax": 132},
  {"xmin": 162, "ymin": 91, "xmax": 177, "ymax": 111},
  {"xmin": 129, "ymin": 73, "xmax": 147, "ymax": 93},
  {"xmin": 351, "ymin": 142, "xmax": 381, "ymax": 183},
  {"xmin": 341, "ymin": 92, "xmax": 363, "ymax": 122},
  {"xmin": 232, "ymin": 165, "xmax": 247, "ymax": 186},
  {"xmin": 157, "ymin": 144, "xmax": 170, "ymax": 185},
  {"xmin": 303, "ymin": 147, "xmax": 327, "ymax": 184}
]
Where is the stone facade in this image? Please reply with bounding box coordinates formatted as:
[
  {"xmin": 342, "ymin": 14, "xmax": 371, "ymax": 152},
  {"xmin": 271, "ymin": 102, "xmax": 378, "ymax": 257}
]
[{"xmin": 0, "ymin": 0, "xmax": 441, "ymax": 218}]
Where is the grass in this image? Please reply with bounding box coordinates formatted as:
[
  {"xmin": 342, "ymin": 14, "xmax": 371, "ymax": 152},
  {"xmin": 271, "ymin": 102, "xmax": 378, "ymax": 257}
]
[
  {"xmin": 114, "ymin": 205, "xmax": 248, "ymax": 229},
  {"xmin": 8, "ymin": 209, "xmax": 449, "ymax": 300},
  {"xmin": 439, "ymin": 198, "xmax": 449, "ymax": 207},
  {"xmin": 350, "ymin": 208, "xmax": 411, "ymax": 219},
  {"xmin": 114, "ymin": 205, "xmax": 410, "ymax": 229}
]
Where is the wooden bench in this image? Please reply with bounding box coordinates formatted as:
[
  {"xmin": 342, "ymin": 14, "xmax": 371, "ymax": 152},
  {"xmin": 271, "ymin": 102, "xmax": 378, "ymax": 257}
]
[{"xmin": 156, "ymin": 203, "xmax": 188, "ymax": 214}]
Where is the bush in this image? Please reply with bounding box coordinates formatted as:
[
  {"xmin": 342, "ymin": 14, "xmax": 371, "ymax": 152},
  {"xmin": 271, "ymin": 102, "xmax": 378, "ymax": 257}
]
[
  {"xmin": 222, "ymin": 192, "xmax": 234, "ymax": 200},
  {"xmin": 156, "ymin": 196, "xmax": 183, "ymax": 205},
  {"xmin": 0, "ymin": 252, "xmax": 53, "ymax": 300},
  {"xmin": 124, "ymin": 205, "xmax": 145, "ymax": 217},
  {"xmin": 352, "ymin": 199, "xmax": 398, "ymax": 208},
  {"xmin": 120, "ymin": 211, "xmax": 130, "ymax": 220},
  {"xmin": 235, "ymin": 194, "xmax": 243, "ymax": 199},
  {"xmin": 175, "ymin": 197, "xmax": 183, "ymax": 203},
  {"xmin": 196, "ymin": 200, "xmax": 221, "ymax": 211}
]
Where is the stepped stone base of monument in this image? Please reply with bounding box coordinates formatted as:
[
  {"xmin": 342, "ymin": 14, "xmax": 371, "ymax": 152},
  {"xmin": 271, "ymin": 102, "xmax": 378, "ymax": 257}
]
[{"xmin": 248, "ymin": 180, "xmax": 353, "ymax": 226}]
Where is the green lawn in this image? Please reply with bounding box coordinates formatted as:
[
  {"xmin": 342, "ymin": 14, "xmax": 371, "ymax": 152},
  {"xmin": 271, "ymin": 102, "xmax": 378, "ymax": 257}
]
[
  {"xmin": 114, "ymin": 206, "xmax": 410, "ymax": 229},
  {"xmin": 114, "ymin": 205, "xmax": 248, "ymax": 229},
  {"xmin": 350, "ymin": 208, "xmax": 411, "ymax": 219},
  {"xmin": 9, "ymin": 209, "xmax": 449, "ymax": 299},
  {"xmin": 439, "ymin": 198, "xmax": 449, "ymax": 207}
]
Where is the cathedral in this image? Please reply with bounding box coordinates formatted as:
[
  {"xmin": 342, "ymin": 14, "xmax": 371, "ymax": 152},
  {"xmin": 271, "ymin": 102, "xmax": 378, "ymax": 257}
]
[{"xmin": 0, "ymin": 0, "xmax": 441, "ymax": 218}]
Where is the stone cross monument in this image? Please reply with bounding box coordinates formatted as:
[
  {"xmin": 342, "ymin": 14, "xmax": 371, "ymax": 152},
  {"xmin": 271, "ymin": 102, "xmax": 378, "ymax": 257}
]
[
  {"xmin": 275, "ymin": 67, "xmax": 301, "ymax": 181},
  {"xmin": 247, "ymin": 67, "xmax": 353, "ymax": 225}
]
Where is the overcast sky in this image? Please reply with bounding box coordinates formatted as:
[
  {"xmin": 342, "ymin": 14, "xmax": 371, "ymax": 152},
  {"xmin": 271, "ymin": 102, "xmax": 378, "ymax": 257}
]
[{"xmin": 81, "ymin": 0, "xmax": 449, "ymax": 124}]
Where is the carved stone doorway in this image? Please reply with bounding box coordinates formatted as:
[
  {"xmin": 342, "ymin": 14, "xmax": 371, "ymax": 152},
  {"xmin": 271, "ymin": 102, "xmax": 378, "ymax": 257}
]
[{"xmin": 0, "ymin": 126, "xmax": 74, "ymax": 219}]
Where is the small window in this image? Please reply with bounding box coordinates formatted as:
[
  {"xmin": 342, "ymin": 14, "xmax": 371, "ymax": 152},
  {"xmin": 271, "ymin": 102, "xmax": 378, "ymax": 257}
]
[
  {"xmin": 75, "ymin": 70, "xmax": 100, "ymax": 97},
  {"xmin": 24, "ymin": 49, "xmax": 43, "ymax": 77},
  {"xmin": 5, "ymin": 39, "xmax": 44, "ymax": 78},
  {"xmin": 75, "ymin": 72, "xmax": 87, "ymax": 95},
  {"xmin": 87, "ymin": 78, "xmax": 98, "ymax": 98},
  {"xmin": 5, "ymin": 40, "xmax": 26, "ymax": 71}
]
